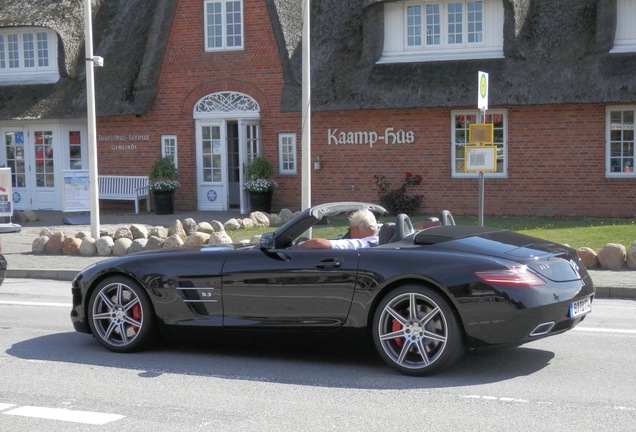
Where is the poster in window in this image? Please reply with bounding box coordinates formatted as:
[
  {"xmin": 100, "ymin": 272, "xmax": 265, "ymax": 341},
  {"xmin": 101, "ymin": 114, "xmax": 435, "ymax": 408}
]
[
  {"xmin": 69, "ymin": 131, "xmax": 81, "ymax": 145},
  {"xmin": 62, "ymin": 170, "xmax": 90, "ymax": 212},
  {"xmin": 0, "ymin": 168, "xmax": 13, "ymax": 216}
]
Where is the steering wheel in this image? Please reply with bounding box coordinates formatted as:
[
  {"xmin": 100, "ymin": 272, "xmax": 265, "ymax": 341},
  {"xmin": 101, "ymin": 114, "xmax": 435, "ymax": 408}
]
[{"xmin": 293, "ymin": 236, "xmax": 310, "ymax": 247}]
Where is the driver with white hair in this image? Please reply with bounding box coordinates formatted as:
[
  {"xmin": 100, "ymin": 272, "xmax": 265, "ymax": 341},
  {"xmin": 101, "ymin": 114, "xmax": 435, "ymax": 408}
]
[{"xmin": 298, "ymin": 208, "xmax": 379, "ymax": 249}]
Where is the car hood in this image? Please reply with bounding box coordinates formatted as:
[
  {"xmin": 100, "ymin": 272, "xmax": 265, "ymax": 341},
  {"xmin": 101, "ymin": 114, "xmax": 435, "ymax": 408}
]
[{"xmin": 414, "ymin": 226, "xmax": 584, "ymax": 282}]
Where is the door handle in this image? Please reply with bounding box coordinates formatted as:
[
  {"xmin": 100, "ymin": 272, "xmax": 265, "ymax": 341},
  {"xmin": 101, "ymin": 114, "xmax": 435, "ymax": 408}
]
[{"xmin": 315, "ymin": 258, "xmax": 341, "ymax": 269}]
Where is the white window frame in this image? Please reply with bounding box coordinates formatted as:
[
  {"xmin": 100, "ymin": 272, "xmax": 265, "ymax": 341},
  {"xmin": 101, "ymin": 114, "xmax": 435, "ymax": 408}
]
[
  {"xmin": 451, "ymin": 110, "xmax": 507, "ymax": 178},
  {"xmin": 380, "ymin": 0, "xmax": 503, "ymax": 63},
  {"xmin": 161, "ymin": 135, "xmax": 178, "ymax": 169},
  {"xmin": 0, "ymin": 28, "xmax": 59, "ymax": 85},
  {"xmin": 611, "ymin": 0, "xmax": 636, "ymax": 53},
  {"xmin": 204, "ymin": 0, "xmax": 244, "ymax": 52},
  {"xmin": 606, "ymin": 106, "xmax": 636, "ymax": 177},
  {"xmin": 278, "ymin": 133, "xmax": 297, "ymax": 175}
]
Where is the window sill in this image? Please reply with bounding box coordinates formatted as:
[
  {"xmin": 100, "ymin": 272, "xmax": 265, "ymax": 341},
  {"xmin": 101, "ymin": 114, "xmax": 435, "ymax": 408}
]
[{"xmin": 378, "ymin": 48, "xmax": 504, "ymax": 64}]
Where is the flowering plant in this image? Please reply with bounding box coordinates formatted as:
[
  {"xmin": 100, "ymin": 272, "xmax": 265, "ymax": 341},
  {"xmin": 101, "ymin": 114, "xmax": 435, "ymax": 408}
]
[
  {"xmin": 149, "ymin": 179, "xmax": 181, "ymax": 192},
  {"xmin": 374, "ymin": 172, "xmax": 423, "ymax": 215},
  {"xmin": 244, "ymin": 156, "xmax": 277, "ymax": 193},
  {"xmin": 244, "ymin": 178, "xmax": 277, "ymax": 193},
  {"xmin": 149, "ymin": 156, "xmax": 180, "ymax": 192}
]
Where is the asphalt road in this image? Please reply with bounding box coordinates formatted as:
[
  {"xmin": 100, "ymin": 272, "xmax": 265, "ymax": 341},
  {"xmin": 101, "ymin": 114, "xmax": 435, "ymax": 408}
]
[{"xmin": 1, "ymin": 278, "xmax": 635, "ymax": 431}]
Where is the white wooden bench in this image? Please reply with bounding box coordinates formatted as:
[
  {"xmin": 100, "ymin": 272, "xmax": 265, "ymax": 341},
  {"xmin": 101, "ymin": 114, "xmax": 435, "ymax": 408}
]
[{"xmin": 98, "ymin": 175, "xmax": 150, "ymax": 214}]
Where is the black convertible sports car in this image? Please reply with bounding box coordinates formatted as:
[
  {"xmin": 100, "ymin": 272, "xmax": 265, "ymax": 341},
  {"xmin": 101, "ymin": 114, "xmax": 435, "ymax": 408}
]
[{"xmin": 71, "ymin": 202, "xmax": 594, "ymax": 376}]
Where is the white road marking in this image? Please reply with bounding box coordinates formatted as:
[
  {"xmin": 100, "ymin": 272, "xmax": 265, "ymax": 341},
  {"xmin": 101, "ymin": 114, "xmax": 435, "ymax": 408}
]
[
  {"xmin": 3, "ymin": 405, "xmax": 124, "ymax": 425},
  {"xmin": 0, "ymin": 300, "xmax": 70, "ymax": 308},
  {"xmin": 573, "ymin": 327, "xmax": 636, "ymax": 334},
  {"xmin": 461, "ymin": 395, "xmax": 529, "ymax": 403},
  {"xmin": 0, "ymin": 403, "xmax": 16, "ymax": 411}
]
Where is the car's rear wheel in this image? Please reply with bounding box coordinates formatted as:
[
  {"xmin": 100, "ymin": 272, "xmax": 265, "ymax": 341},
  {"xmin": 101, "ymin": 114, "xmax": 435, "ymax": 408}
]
[
  {"xmin": 372, "ymin": 285, "xmax": 464, "ymax": 376},
  {"xmin": 87, "ymin": 276, "xmax": 156, "ymax": 353}
]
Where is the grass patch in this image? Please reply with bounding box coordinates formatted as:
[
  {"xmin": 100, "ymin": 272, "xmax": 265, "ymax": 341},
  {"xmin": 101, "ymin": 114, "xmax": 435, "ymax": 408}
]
[{"xmin": 231, "ymin": 216, "xmax": 636, "ymax": 252}]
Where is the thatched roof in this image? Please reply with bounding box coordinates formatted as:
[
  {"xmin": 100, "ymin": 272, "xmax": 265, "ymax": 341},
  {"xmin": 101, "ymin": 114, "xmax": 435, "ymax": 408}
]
[
  {"xmin": 1, "ymin": 0, "xmax": 634, "ymax": 121},
  {"xmin": 281, "ymin": 0, "xmax": 635, "ymax": 111},
  {"xmin": 0, "ymin": 0, "xmax": 175, "ymax": 120}
]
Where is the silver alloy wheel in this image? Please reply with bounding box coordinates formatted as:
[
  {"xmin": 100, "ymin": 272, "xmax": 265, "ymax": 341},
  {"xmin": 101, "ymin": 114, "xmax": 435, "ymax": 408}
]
[
  {"xmin": 376, "ymin": 292, "xmax": 448, "ymax": 370},
  {"xmin": 91, "ymin": 281, "xmax": 144, "ymax": 347}
]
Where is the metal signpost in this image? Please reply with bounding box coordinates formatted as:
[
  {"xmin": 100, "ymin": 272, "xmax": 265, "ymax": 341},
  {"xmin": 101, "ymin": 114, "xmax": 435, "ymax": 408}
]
[{"xmin": 464, "ymin": 71, "xmax": 497, "ymax": 226}]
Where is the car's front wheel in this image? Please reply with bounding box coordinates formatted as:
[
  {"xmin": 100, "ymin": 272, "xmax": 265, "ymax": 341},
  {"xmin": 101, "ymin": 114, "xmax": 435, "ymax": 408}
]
[
  {"xmin": 87, "ymin": 276, "xmax": 156, "ymax": 353},
  {"xmin": 372, "ymin": 285, "xmax": 465, "ymax": 376}
]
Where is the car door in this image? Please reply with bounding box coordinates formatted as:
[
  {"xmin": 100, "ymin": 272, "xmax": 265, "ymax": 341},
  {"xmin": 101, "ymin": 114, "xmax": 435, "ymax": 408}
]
[{"xmin": 221, "ymin": 247, "xmax": 360, "ymax": 328}]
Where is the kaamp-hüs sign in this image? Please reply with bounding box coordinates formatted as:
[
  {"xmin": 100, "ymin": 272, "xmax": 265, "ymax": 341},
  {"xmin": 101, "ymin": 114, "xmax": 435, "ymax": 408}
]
[{"xmin": 327, "ymin": 128, "xmax": 415, "ymax": 148}]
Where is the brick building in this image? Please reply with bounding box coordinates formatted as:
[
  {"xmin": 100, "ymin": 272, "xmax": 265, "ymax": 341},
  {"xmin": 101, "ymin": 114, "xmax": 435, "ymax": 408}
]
[{"xmin": 1, "ymin": 0, "xmax": 635, "ymax": 217}]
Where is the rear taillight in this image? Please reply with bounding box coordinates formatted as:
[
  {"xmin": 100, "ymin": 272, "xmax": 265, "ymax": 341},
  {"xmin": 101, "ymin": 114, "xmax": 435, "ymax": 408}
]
[{"xmin": 475, "ymin": 266, "xmax": 546, "ymax": 287}]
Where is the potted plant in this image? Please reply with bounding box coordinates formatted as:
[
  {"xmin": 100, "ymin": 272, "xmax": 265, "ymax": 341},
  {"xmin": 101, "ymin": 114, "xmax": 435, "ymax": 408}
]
[
  {"xmin": 244, "ymin": 156, "xmax": 277, "ymax": 213},
  {"xmin": 148, "ymin": 156, "xmax": 180, "ymax": 215}
]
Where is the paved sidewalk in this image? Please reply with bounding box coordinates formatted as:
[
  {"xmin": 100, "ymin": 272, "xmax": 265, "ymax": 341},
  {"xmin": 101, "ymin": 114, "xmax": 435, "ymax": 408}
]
[{"xmin": 1, "ymin": 210, "xmax": 634, "ymax": 299}]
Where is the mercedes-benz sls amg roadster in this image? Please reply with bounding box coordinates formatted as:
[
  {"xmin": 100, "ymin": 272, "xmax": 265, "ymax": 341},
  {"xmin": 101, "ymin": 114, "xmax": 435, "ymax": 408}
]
[{"xmin": 71, "ymin": 202, "xmax": 594, "ymax": 376}]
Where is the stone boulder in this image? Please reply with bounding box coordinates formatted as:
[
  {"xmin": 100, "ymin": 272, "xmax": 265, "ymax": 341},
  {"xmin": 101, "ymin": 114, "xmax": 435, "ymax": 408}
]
[
  {"xmin": 148, "ymin": 226, "xmax": 169, "ymax": 239},
  {"xmin": 224, "ymin": 218, "xmax": 241, "ymax": 231},
  {"xmin": 32, "ymin": 236, "xmax": 49, "ymax": 254},
  {"xmin": 268, "ymin": 213, "xmax": 282, "ymax": 226},
  {"xmin": 196, "ymin": 222, "xmax": 215, "ymax": 234},
  {"xmin": 39, "ymin": 227, "xmax": 55, "ymax": 238},
  {"xmin": 112, "ymin": 238, "xmax": 132, "ymax": 256},
  {"xmin": 210, "ymin": 220, "xmax": 225, "ymax": 232},
  {"xmin": 163, "ymin": 234, "xmax": 184, "ymax": 248},
  {"xmin": 627, "ymin": 241, "xmax": 636, "ymax": 270},
  {"xmin": 250, "ymin": 211, "xmax": 269, "ymax": 227},
  {"xmin": 130, "ymin": 224, "xmax": 149, "ymax": 239},
  {"xmin": 168, "ymin": 220, "xmax": 186, "ymax": 237},
  {"xmin": 114, "ymin": 227, "xmax": 133, "ymax": 241},
  {"xmin": 44, "ymin": 232, "xmax": 65, "ymax": 254},
  {"xmin": 242, "ymin": 217, "xmax": 254, "ymax": 229},
  {"xmin": 209, "ymin": 231, "xmax": 232, "ymax": 245},
  {"xmin": 279, "ymin": 208, "xmax": 296, "ymax": 224},
  {"xmin": 577, "ymin": 247, "xmax": 600, "ymax": 269},
  {"xmin": 182, "ymin": 218, "xmax": 198, "ymax": 235},
  {"xmin": 62, "ymin": 237, "xmax": 82, "ymax": 255},
  {"xmin": 95, "ymin": 236, "xmax": 115, "ymax": 256},
  {"xmin": 597, "ymin": 243, "xmax": 626, "ymax": 271},
  {"xmin": 79, "ymin": 238, "xmax": 97, "ymax": 256},
  {"xmin": 128, "ymin": 238, "xmax": 148, "ymax": 254},
  {"xmin": 184, "ymin": 232, "xmax": 210, "ymax": 246},
  {"xmin": 75, "ymin": 231, "xmax": 92, "ymax": 240},
  {"xmin": 145, "ymin": 236, "xmax": 165, "ymax": 250}
]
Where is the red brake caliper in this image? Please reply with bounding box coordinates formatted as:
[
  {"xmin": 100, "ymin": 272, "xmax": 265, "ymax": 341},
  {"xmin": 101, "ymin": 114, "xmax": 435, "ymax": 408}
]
[
  {"xmin": 392, "ymin": 310, "xmax": 404, "ymax": 347},
  {"xmin": 132, "ymin": 304, "xmax": 141, "ymax": 331}
]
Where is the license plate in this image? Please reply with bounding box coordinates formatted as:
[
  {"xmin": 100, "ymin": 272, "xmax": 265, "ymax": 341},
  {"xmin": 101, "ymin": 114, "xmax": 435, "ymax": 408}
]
[{"xmin": 569, "ymin": 297, "xmax": 592, "ymax": 318}]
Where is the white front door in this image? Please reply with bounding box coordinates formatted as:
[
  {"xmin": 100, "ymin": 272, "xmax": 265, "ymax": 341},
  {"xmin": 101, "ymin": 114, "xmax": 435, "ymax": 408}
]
[
  {"xmin": 196, "ymin": 121, "xmax": 228, "ymax": 210},
  {"xmin": 2, "ymin": 125, "xmax": 59, "ymax": 210}
]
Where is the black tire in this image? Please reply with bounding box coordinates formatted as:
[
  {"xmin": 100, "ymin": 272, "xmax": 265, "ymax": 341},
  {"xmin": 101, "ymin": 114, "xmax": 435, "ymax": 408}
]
[
  {"xmin": 372, "ymin": 285, "xmax": 465, "ymax": 376},
  {"xmin": 87, "ymin": 276, "xmax": 157, "ymax": 353}
]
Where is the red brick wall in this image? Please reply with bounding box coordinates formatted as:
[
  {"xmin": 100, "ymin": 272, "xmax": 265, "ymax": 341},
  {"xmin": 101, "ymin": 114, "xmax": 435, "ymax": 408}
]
[{"xmin": 309, "ymin": 105, "xmax": 635, "ymax": 218}]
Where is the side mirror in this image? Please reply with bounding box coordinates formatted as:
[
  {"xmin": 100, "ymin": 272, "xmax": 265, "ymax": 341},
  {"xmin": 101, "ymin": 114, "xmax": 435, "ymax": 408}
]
[{"xmin": 259, "ymin": 232, "xmax": 274, "ymax": 250}]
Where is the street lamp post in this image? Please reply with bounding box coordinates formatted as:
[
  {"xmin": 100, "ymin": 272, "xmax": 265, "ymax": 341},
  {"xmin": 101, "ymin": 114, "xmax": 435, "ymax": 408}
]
[
  {"xmin": 301, "ymin": 0, "xmax": 311, "ymax": 211},
  {"xmin": 84, "ymin": 0, "xmax": 101, "ymax": 238}
]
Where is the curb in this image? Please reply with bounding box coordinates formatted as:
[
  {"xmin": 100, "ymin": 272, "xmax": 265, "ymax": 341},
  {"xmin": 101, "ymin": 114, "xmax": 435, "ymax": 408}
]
[{"xmin": 8, "ymin": 269, "xmax": 79, "ymax": 281}]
